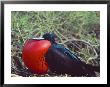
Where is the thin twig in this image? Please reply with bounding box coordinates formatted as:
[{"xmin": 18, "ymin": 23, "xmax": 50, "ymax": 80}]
[{"xmin": 63, "ymin": 38, "xmax": 98, "ymax": 58}]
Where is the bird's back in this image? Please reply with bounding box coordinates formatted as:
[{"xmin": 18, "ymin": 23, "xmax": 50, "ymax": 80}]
[{"xmin": 52, "ymin": 43, "xmax": 81, "ymax": 62}]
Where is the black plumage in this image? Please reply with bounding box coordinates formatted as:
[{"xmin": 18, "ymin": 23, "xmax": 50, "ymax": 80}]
[{"xmin": 43, "ymin": 33, "xmax": 100, "ymax": 76}]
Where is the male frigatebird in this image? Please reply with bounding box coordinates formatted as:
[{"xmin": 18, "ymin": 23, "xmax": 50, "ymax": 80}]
[{"xmin": 43, "ymin": 33, "xmax": 100, "ymax": 77}]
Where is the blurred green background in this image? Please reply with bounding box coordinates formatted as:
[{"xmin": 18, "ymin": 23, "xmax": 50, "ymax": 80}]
[{"xmin": 11, "ymin": 11, "xmax": 100, "ymax": 77}]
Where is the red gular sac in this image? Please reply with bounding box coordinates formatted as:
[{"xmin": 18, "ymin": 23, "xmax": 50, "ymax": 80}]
[{"xmin": 22, "ymin": 39, "xmax": 51, "ymax": 74}]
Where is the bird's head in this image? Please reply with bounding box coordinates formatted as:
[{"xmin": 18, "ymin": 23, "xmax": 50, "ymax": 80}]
[{"xmin": 43, "ymin": 33, "xmax": 55, "ymax": 43}]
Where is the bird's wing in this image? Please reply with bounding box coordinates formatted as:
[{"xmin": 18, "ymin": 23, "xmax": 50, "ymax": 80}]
[{"xmin": 52, "ymin": 43, "xmax": 81, "ymax": 62}]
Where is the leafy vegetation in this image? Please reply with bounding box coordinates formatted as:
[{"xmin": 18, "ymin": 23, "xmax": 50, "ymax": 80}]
[{"xmin": 11, "ymin": 11, "xmax": 100, "ymax": 77}]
